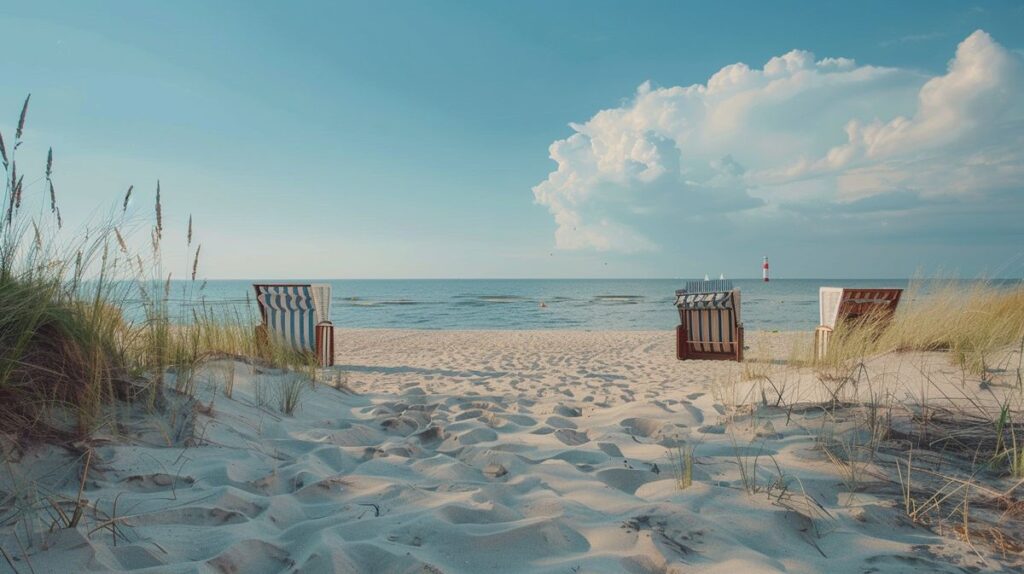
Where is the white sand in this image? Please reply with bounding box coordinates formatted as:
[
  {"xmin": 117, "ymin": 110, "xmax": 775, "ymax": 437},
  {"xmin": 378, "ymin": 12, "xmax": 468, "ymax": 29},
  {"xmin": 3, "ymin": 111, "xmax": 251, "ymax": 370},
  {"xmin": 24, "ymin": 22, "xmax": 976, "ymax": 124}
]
[{"xmin": 2, "ymin": 329, "xmax": 1019, "ymax": 572}]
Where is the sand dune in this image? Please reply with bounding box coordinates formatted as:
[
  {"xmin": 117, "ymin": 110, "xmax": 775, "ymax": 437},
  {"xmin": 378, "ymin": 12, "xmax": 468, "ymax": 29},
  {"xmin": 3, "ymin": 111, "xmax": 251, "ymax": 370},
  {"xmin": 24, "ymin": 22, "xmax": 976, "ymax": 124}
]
[{"xmin": 1, "ymin": 329, "xmax": 1016, "ymax": 572}]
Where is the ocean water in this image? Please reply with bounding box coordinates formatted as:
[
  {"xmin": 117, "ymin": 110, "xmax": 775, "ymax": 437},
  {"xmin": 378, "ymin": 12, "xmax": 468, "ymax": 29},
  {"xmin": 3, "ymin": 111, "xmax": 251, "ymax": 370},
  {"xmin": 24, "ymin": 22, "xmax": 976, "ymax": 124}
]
[{"xmin": 138, "ymin": 278, "xmax": 1018, "ymax": 332}]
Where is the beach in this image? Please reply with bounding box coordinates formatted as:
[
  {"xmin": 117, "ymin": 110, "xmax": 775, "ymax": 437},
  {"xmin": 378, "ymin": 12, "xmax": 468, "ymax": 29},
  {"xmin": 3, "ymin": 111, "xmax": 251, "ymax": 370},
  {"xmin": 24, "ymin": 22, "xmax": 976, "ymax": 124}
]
[
  {"xmin": 3, "ymin": 7, "xmax": 1023, "ymax": 572},
  {"xmin": 6, "ymin": 328, "xmax": 1021, "ymax": 573}
]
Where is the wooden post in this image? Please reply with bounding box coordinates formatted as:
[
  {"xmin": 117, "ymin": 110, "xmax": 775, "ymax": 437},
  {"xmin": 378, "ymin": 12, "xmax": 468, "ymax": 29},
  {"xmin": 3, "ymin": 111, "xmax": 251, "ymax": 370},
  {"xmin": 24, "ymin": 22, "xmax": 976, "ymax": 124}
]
[
  {"xmin": 814, "ymin": 326, "xmax": 832, "ymax": 361},
  {"xmin": 315, "ymin": 322, "xmax": 335, "ymax": 367},
  {"xmin": 676, "ymin": 324, "xmax": 688, "ymax": 360}
]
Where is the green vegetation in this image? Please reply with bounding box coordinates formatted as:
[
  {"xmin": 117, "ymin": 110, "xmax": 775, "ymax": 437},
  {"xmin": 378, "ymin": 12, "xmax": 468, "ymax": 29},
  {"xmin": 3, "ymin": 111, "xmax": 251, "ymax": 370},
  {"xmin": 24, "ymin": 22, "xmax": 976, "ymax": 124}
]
[{"xmin": 0, "ymin": 96, "xmax": 315, "ymax": 443}]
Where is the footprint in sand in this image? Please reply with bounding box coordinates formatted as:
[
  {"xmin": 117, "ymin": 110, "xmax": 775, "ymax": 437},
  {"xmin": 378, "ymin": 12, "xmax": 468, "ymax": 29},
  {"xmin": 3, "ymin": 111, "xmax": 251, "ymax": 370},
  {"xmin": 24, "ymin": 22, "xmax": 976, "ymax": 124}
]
[
  {"xmin": 620, "ymin": 417, "xmax": 663, "ymax": 438},
  {"xmin": 545, "ymin": 416, "xmax": 577, "ymax": 429},
  {"xmin": 455, "ymin": 427, "xmax": 498, "ymax": 445},
  {"xmin": 455, "ymin": 409, "xmax": 485, "ymax": 421},
  {"xmin": 121, "ymin": 473, "xmax": 194, "ymax": 492},
  {"xmin": 135, "ymin": 506, "xmax": 249, "ymax": 527},
  {"xmin": 413, "ymin": 425, "xmax": 446, "ymax": 445},
  {"xmin": 554, "ymin": 428, "xmax": 590, "ymax": 446},
  {"xmin": 554, "ymin": 404, "xmax": 582, "ymax": 417},
  {"xmin": 207, "ymin": 539, "xmax": 293, "ymax": 574},
  {"xmin": 500, "ymin": 413, "xmax": 537, "ymax": 426},
  {"xmin": 682, "ymin": 403, "xmax": 704, "ymax": 424},
  {"xmin": 595, "ymin": 468, "xmax": 658, "ymax": 495}
]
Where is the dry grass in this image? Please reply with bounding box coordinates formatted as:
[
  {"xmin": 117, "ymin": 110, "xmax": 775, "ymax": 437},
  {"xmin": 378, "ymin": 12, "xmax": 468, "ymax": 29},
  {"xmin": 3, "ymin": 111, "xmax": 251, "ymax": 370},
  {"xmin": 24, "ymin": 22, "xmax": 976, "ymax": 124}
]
[
  {"xmin": 711, "ymin": 282, "xmax": 1024, "ymax": 566},
  {"xmin": 667, "ymin": 443, "xmax": 695, "ymax": 490},
  {"xmin": 818, "ymin": 281, "xmax": 1024, "ymax": 378},
  {"xmin": 701, "ymin": 283, "xmax": 1024, "ymax": 562},
  {"xmin": 277, "ymin": 374, "xmax": 307, "ymax": 415},
  {"xmin": 0, "ymin": 96, "xmax": 317, "ymax": 444},
  {"xmin": 0, "ymin": 97, "xmax": 329, "ymax": 568}
]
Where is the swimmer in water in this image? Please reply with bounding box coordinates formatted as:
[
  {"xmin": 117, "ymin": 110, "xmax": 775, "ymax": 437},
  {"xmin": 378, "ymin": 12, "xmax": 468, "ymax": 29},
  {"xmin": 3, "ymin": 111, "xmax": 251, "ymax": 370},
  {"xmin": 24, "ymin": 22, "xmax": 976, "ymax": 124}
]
[{"xmin": 539, "ymin": 301, "xmax": 548, "ymax": 308}]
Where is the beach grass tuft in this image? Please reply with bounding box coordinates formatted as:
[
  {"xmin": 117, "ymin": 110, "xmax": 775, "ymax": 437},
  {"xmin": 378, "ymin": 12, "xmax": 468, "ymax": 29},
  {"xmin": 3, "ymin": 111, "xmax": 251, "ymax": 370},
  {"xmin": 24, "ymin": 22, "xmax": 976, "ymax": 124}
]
[{"xmin": 0, "ymin": 97, "xmax": 319, "ymax": 443}]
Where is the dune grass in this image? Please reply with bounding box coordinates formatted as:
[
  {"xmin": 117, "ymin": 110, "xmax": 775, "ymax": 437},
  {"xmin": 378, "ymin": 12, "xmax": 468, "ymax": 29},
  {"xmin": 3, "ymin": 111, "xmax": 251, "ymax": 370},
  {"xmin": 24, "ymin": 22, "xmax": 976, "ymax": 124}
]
[
  {"xmin": 667, "ymin": 443, "xmax": 695, "ymax": 490},
  {"xmin": 817, "ymin": 280, "xmax": 1024, "ymax": 378},
  {"xmin": 724, "ymin": 281, "xmax": 1024, "ymax": 562},
  {"xmin": 0, "ymin": 96, "xmax": 317, "ymax": 444}
]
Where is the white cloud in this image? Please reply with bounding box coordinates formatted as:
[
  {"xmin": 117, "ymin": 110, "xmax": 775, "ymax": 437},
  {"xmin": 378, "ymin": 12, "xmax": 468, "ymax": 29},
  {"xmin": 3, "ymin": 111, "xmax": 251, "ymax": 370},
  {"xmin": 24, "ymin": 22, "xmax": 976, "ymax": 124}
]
[{"xmin": 533, "ymin": 30, "xmax": 1023, "ymax": 252}]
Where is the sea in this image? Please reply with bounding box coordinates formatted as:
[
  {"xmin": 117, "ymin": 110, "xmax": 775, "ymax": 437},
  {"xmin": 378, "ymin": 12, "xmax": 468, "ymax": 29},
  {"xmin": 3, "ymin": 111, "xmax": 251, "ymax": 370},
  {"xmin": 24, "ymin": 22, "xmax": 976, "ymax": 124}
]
[{"xmin": 140, "ymin": 278, "xmax": 1022, "ymax": 332}]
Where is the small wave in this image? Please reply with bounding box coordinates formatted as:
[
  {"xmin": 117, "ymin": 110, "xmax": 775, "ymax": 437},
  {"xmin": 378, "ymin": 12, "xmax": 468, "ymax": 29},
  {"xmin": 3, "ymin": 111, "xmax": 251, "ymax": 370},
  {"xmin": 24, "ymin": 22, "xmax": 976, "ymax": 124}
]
[
  {"xmin": 479, "ymin": 296, "xmax": 525, "ymax": 303},
  {"xmin": 452, "ymin": 294, "xmax": 528, "ymax": 304},
  {"xmin": 343, "ymin": 299, "xmax": 424, "ymax": 307},
  {"xmin": 593, "ymin": 295, "xmax": 645, "ymax": 304}
]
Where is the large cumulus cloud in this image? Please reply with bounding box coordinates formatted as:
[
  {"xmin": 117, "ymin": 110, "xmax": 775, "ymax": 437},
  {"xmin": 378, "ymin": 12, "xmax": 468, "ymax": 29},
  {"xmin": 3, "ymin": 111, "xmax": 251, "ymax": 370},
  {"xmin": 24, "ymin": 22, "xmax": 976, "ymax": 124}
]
[{"xmin": 533, "ymin": 30, "xmax": 1023, "ymax": 252}]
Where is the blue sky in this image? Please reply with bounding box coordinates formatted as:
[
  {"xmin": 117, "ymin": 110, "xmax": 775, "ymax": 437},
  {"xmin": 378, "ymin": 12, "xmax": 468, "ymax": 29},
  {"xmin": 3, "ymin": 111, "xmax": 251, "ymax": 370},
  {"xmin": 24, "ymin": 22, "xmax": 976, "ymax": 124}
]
[{"xmin": 2, "ymin": 1, "xmax": 1023, "ymax": 279}]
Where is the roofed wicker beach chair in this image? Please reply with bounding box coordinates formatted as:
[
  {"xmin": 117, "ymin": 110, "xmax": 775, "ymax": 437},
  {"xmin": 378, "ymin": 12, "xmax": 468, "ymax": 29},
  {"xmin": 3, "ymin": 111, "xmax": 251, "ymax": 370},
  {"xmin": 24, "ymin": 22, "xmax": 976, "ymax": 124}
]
[
  {"xmin": 814, "ymin": 287, "xmax": 903, "ymax": 360},
  {"xmin": 674, "ymin": 279, "xmax": 743, "ymax": 362},
  {"xmin": 253, "ymin": 283, "xmax": 335, "ymax": 367}
]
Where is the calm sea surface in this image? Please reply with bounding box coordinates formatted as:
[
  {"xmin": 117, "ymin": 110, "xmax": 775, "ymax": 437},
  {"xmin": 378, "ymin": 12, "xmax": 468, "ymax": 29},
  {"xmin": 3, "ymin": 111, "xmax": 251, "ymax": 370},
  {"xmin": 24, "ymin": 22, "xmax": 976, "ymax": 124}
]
[{"xmin": 141, "ymin": 278, "xmax": 1020, "ymax": 332}]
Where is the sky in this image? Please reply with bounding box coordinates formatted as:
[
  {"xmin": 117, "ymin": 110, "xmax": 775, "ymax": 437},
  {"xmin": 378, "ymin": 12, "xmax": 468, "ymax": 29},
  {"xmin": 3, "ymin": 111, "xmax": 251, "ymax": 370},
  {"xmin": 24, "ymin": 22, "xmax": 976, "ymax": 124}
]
[{"xmin": 1, "ymin": 0, "xmax": 1023, "ymax": 280}]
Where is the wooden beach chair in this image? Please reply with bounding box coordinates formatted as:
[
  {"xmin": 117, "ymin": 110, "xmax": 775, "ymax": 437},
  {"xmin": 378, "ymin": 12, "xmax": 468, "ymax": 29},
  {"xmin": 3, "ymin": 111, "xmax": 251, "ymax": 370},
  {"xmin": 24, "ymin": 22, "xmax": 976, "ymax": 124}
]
[
  {"xmin": 253, "ymin": 283, "xmax": 335, "ymax": 367},
  {"xmin": 674, "ymin": 279, "xmax": 743, "ymax": 362},
  {"xmin": 814, "ymin": 287, "xmax": 903, "ymax": 360}
]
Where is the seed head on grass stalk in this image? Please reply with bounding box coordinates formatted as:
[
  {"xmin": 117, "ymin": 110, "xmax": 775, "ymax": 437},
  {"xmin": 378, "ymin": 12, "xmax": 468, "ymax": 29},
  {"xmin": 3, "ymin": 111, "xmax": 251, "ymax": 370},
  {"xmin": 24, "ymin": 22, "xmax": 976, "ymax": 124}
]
[
  {"xmin": 122, "ymin": 185, "xmax": 132, "ymax": 213},
  {"xmin": 15, "ymin": 94, "xmax": 30, "ymax": 141},
  {"xmin": 14, "ymin": 174, "xmax": 23, "ymax": 209},
  {"xmin": 114, "ymin": 228, "xmax": 128, "ymax": 254},
  {"xmin": 5, "ymin": 163, "xmax": 16, "ymax": 224},
  {"xmin": 192, "ymin": 245, "xmax": 201, "ymax": 281},
  {"xmin": 46, "ymin": 147, "xmax": 59, "ymax": 225},
  {"xmin": 154, "ymin": 180, "xmax": 162, "ymax": 242},
  {"xmin": 0, "ymin": 130, "xmax": 8, "ymax": 169}
]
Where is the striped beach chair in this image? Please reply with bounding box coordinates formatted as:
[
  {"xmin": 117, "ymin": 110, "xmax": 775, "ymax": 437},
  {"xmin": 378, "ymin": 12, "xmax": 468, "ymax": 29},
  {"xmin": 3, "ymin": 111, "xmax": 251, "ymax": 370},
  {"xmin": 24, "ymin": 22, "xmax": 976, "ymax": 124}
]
[
  {"xmin": 674, "ymin": 280, "xmax": 743, "ymax": 362},
  {"xmin": 253, "ymin": 284, "xmax": 335, "ymax": 367},
  {"xmin": 814, "ymin": 287, "xmax": 903, "ymax": 360}
]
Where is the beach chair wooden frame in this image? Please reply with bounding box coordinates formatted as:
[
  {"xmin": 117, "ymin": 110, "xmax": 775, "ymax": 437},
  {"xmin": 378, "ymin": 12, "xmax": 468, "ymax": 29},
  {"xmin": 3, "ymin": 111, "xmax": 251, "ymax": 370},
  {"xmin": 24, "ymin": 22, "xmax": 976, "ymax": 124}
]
[
  {"xmin": 814, "ymin": 287, "xmax": 903, "ymax": 360},
  {"xmin": 253, "ymin": 283, "xmax": 335, "ymax": 367},
  {"xmin": 675, "ymin": 286, "xmax": 744, "ymax": 362}
]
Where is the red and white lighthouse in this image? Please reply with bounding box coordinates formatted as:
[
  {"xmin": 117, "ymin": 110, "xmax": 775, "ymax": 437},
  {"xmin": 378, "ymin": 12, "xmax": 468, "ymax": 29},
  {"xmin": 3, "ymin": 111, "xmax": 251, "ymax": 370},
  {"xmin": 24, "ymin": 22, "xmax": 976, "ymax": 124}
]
[{"xmin": 762, "ymin": 256, "xmax": 770, "ymax": 282}]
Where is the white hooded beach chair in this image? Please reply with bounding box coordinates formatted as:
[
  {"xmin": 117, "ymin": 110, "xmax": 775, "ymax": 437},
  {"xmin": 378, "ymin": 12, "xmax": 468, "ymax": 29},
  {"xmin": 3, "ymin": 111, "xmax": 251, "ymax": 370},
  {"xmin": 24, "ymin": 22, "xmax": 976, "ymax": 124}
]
[
  {"xmin": 674, "ymin": 279, "xmax": 743, "ymax": 362},
  {"xmin": 814, "ymin": 287, "xmax": 903, "ymax": 360},
  {"xmin": 253, "ymin": 283, "xmax": 334, "ymax": 367}
]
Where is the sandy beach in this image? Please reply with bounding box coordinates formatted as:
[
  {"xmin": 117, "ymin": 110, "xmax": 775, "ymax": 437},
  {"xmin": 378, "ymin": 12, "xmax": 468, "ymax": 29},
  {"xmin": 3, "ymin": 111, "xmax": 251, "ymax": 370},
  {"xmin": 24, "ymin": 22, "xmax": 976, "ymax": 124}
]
[
  {"xmin": 3, "ymin": 5, "xmax": 1023, "ymax": 572},
  {"xmin": 4, "ymin": 328, "xmax": 1021, "ymax": 573}
]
